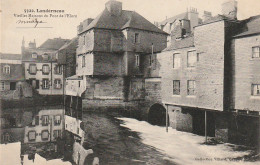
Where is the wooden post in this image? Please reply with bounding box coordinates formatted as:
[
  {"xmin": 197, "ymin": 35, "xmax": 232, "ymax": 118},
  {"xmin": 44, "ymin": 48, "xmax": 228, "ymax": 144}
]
[
  {"xmin": 166, "ymin": 105, "xmax": 168, "ymax": 133},
  {"xmin": 205, "ymin": 110, "xmax": 207, "ymax": 144}
]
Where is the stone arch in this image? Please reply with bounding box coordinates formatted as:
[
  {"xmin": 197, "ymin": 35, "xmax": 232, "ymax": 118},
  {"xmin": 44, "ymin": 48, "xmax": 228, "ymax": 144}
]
[{"xmin": 148, "ymin": 103, "xmax": 168, "ymax": 126}]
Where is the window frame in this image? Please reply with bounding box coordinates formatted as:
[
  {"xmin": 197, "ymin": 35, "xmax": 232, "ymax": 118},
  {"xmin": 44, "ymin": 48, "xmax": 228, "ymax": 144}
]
[
  {"xmin": 54, "ymin": 115, "xmax": 61, "ymax": 126},
  {"xmin": 42, "ymin": 79, "xmax": 50, "ymax": 89},
  {"xmin": 187, "ymin": 50, "xmax": 197, "ymax": 68},
  {"xmin": 41, "ymin": 130, "xmax": 49, "ymax": 141},
  {"xmin": 173, "ymin": 53, "xmax": 181, "ymax": 69},
  {"xmin": 134, "ymin": 33, "xmax": 140, "ymax": 43},
  {"xmin": 173, "ymin": 80, "xmax": 180, "ymax": 95},
  {"xmin": 42, "ymin": 64, "xmax": 50, "ymax": 75},
  {"xmin": 252, "ymin": 84, "xmax": 260, "ymax": 96},
  {"xmin": 187, "ymin": 80, "xmax": 196, "ymax": 96},
  {"xmin": 0, "ymin": 82, "xmax": 5, "ymax": 91},
  {"xmin": 42, "ymin": 115, "xmax": 49, "ymax": 126},
  {"xmin": 53, "ymin": 130, "xmax": 61, "ymax": 139},
  {"xmin": 82, "ymin": 55, "xmax": 86, "ymax": 67},
  {"xmin": 135, "ymin": 54, "xmax": 140, "ymax": 67},
  {"xmin": 252, "ymin": 46, "xmax": 260, "ymax": 58},
  {"xmin": 28, "ymin": 131, "xmax": 36, "ymax": 141},
  {"xmin": 54, "ymin": 65, "xmax": 62, "ymax": 75},
  {"xmin": 54, "ymin": 79, "xmax": 62, "ymax": 89},
  {"xmin": 3, "ymin": 65, "xmax": 10, "ymax": 75},
  {"xmin": 29, "ymin": 64, "xmax": 37, "ymax": 75}
]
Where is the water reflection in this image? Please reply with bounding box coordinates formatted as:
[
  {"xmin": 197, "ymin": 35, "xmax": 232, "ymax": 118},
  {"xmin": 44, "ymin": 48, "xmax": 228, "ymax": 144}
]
[{"xmin": 0, "ymin": 107, "xmax": 96, "ymax": 165}]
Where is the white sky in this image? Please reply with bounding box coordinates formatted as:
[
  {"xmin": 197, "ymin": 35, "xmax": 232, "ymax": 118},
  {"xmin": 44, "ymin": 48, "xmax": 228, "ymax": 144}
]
[{"xmin": 1, "ymin": 0, "xmax": 260, "ymax": 54}]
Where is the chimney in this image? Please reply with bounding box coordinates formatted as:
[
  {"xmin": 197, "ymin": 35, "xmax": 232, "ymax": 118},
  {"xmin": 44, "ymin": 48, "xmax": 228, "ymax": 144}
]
[
  {"xmin": 105, "ymin": 0, "xmax": 122, "ymax": 16},
  {"xmin": 221, "ymin": 0, "xmax": 237, "ymax": 20},
  {"xmin": 203, "ymin": 11, "xmax": 212, "ymax": 22},
  {"xmin": 187, "ymin": 7, "xmax": 199, "ymax": 32}
]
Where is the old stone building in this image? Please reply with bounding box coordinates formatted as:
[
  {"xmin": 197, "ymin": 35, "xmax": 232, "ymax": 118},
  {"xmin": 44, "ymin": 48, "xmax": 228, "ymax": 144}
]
[
  {"xmin": 0, "ymin": 53, "xmax": 33, "ymax": 99},
  {"xmin": 66, "ymin": 0, "xmax": 168, "ymax": 118},
  {"xmin": 22, "ymin": 38, "xmax": 69, "ymax": 95},
  {"xmin": 158, "ymin": 0, "xmax": 260, "ymax": 146}
]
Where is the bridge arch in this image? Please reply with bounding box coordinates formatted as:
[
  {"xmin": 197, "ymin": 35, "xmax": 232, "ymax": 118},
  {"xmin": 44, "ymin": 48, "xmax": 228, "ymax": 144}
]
[{"xmin": 148, "ymin": 103, "xmax": 168, "ymax": 126}]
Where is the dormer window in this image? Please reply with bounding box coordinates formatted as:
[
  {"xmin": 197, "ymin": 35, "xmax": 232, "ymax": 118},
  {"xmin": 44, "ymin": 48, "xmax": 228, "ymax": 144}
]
[
  {"xmin": 3, "ymin": 65, "xmax": 10, "ymax": 75},
  {"xmin": 42, "ymin": 53, "xmax": 49, "ymax": 60},
  {"xmin": 32, "ymin": 52, "xmax": 37, "ymax": 58}
]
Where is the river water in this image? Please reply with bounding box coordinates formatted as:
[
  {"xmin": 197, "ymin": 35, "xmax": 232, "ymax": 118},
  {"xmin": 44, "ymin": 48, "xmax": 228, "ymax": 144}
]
[{"xmin": 0, "ymin": 107, "xmax": 258, "ymax": 165}]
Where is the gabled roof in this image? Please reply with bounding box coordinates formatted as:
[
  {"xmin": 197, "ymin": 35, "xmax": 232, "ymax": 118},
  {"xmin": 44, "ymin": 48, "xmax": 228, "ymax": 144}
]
[
  {"xmin": 38, "ymin": 38, "xmax": 70, "ymax": 50},
  {"xmin": 0, "ymin": 53, "xmax": 22, "ymax": 60},
  {"xmin": 234, "ymin": 15, "xmax": 260, "ymax": 38},
  {"xmin": 158, "ymin": 12, "xmax": 188, "ymax": 26},
  {"xmin": 80, "ymin": 9, "xmax": 167, "ymax": 35}
]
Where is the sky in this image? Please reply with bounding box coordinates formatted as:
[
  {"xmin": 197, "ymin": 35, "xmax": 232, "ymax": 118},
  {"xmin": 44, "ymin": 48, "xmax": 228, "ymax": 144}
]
[{"xmin": 1, "ymin": 0, "xmax": 260, "ymax": 54}]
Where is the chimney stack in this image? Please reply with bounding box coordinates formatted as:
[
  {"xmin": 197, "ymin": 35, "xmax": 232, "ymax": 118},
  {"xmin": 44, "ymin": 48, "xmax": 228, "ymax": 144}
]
[
  {"xmin": 221, "ymin": 0, "xmax": 237, "ymax": 20},
  {"xmin": 105, "ymin": 0, "xmax": 122, "ymax": 16},
  {"xmin": 203, "ymin": 11, "xmax": 212, "ymax": 22}
]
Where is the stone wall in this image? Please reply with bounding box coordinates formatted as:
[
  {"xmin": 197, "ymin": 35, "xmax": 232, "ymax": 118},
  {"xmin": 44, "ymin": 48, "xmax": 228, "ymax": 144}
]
[{"xmin": 233, "ymin": 35, "xmax": 260, "ymax": 112}]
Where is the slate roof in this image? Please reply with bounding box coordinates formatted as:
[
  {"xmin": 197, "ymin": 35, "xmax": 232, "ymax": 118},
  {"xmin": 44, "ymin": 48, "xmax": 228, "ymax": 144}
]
[
  {"xmin": 163, "ymin": 35, "xmax": 194, "ymax": 51},
  {"xmin": 80, "ymin": 9, "xmax": 167, "ymax": 35},
  {"xmin": 158, "ymin": 12, "xmax": 188, "ymax": 26},
  {"xmin": 38, "ymin": 38, "xmax": 70, "ymax": 50},
  {"xmin": 0, "ymin": 53, "xmax": 22, "ymax": 60},
  {"xmin": 234, "ymin": 15, "xmax": 260, "ymax": 38}
]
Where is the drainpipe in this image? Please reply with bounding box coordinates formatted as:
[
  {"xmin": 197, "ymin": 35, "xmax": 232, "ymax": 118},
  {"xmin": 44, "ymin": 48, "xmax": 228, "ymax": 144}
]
[
  {"xmin": 205, "ymin": 110, "xmax": 207, "ymax": 144},
  {"xmin": 166, "ymin": 104, "xmax": 168, "ymax": 133}
]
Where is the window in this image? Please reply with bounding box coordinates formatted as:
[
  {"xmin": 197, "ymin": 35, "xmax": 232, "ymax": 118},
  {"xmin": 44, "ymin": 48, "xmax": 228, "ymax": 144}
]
[
  {"xmin": 134, "ymin": 33, "xmax": 139, "ymax": 43},
  {"xmin": 32, "ymin": 52, "xmax": 37, "ymax": 58},
  {"xmin": 149, "ymin": 55, "xmax": 152, "ymax": 67},
  {"xmin": 42, "ymin": 79, "xmax": 49, "ymax": 89},
  {"xmin": 42, "ymin": 53, "xmax": 49, "ymax": 60},
  {"xmin": 135, "ymin": 54, "xmax": 140, "ymax": 67},
  {"xmin": 29, "ymin": 64, "xmax": 37, "ymax": 74},
  {"xmin": 173, "ymin": 53, "xmax": 181, "ymax": 69},
  {"xmin": 252, "ymin": 46, "xmax": 260, "ymax": 58},
  {"xmin": 10, "ymin": 82, "xmax": 16, "ymax": 90},
  {"xmin": 54, "ymin": 79, "xmax": 62, "ymax": 89},
  {"xmin": 42, "ymin": 115, "xmax": 49, "ymax": 126},
  {"xmin": 53, "ymin": 130, "xmax": 61, "ymax": 139},
  {"xmin": 41, "ymin": 130, "xmax": 49, "ymax": 141},
  {"xmin": 55, "ymin": 65, "xmax": 62, "ymax": 74},
  {"xmin": 0, "ymin": 82, "xmax": 5, "ymax": 91},
  {"xmin": 173, "ymin": 80, "xmax": 180, "ymax": 95},
  {"xmin": 3, "ymin": 65, "xmax": 10, "ymax": 74},
  {"xmin": 28, "ymin": 131, "xmax": 36, "ymax": 141},
  {"xmin": 3, "ymin": 133, "xmax": 10, "ymax": 142},
  {"xmin": 42, "ymin": 64, "xmax": 50, "ymax": 74},
  {"xmin": 82, "ymin": 56, "xmax": 86, "ymax": 67},
  {"xmin": 252, "ymin": 84, "xmax": 260, "ymax": 96},
  {"xmin": 54, "ymin": 115, "xmax": 61, "ymax": 125},
  {"xmin": 78, "ymin": 81, "xmax": 81, "ymax": 87},
  {"xmin": 187, "ymin": 50, "xmax": 197, "ymax": 67},
  {"xmin": 187, "ymin": 80, "xmax": 196, "ymax": 95}
]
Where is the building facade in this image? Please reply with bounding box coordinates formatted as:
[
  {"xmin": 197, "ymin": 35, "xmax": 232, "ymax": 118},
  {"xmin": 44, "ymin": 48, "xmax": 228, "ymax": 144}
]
[
  {"xmin": 22, "ymin": 38, "xmax": 69, "ymax": 95},
  {"xmin": 0, "ymin": 53, "xmax": 33, "ymax": 99},
  {"xmin": 66, "ymin": 0, "xmax": 168, "ymax": 115},
  {"xmin": 158, "ymin": 0, "xmax": 260, "ymax": 146}
]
